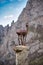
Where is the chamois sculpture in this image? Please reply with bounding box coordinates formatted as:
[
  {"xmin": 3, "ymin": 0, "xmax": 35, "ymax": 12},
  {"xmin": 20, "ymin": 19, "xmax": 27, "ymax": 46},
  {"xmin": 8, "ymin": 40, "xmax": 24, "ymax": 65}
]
[{"xmin": 16, "ymin": 23, "xmax": 29, "ymax": 45}]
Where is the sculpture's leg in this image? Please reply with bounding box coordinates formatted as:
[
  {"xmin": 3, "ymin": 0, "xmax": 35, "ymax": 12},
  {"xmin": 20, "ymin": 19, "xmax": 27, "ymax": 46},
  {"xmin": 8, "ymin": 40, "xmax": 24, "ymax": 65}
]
[
  {"xmin": 18, "ymin": 36, "xmax": 20, "ymax": 45},
  {"xmin": 23, "ymin": 35, "xmax": 26, "ymax": 45},
  {"xmin": 21, "ymin": 35, "xmax": 23, "ymax": 45},
  {"xmin": 22, "ymin": 36, "xmax": 25, "ymax": 45},
  {"xmin": 25, "ymin": 35, "xmax": 26, "ymax": 42}
]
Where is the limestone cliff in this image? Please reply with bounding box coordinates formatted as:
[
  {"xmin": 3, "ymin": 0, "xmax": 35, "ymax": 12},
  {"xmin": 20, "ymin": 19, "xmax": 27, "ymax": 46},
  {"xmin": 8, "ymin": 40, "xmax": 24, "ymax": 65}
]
[
  {"xmin": 0, "ymin": 25, "xmax": 4, "ymax": 45},
  {"xmin": 0, "ymin": 0, "xmax": 43, "ymax": 65}
]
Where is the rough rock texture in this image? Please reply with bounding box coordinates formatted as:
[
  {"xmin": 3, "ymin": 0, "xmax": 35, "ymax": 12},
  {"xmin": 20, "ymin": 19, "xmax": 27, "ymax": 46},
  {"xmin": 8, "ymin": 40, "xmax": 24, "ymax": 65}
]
[
  {"xmin": 13, "ymin": 46, "xmax": 29, "ymax": 65},
  {"xmin": 0, "ymin": 0, "xmax": 43, "ymax": 65},
  {"xmin": 0, "ymin": 25, "xmax": 4, "ymax": 45}
]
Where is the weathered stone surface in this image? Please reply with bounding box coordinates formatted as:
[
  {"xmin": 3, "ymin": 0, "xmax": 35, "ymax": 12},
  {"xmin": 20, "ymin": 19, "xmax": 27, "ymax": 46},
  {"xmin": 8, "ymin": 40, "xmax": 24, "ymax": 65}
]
[
  {"xmin": 0, "ymin": 25, "xmax": 4, "ymax": 45},
  {"xmin": 13, "ymin": 46, "xmax": 29, "ymax": 65},
  {"xmin": 0, "ymin": 0, "xmax": 43, "ymax": 65}
]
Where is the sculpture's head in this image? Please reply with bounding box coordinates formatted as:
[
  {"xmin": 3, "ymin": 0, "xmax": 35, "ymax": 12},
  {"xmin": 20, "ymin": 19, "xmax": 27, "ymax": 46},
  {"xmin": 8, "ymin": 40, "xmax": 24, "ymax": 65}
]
[{"xmin": 26, "ymin": 22, "xmax": 29, "ymax": 32}]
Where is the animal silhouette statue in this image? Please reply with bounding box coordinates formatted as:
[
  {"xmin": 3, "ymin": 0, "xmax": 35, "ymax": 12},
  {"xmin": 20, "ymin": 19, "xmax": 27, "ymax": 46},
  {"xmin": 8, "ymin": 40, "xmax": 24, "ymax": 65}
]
[{"xmin": 16, "ymin": 23, "xmax": 29, "ymax": 45}]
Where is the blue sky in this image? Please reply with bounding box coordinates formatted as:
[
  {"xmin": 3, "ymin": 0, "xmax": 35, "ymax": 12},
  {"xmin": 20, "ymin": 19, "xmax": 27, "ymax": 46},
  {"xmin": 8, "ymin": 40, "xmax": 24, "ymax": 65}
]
[{"xmin": 0, "ymin": 0, "xmax": 27, "ymax": 26}]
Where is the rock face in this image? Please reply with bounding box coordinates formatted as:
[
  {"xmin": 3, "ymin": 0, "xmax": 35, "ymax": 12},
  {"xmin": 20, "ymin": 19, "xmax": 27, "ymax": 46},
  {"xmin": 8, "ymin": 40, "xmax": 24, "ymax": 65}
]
[
  {"xmin": 0, "ymin": 25, "xmax": 4, "ymax": 45},
  {"xmin": 0, "ymin": 0, "xmax": 43, "ymax": 65},
  {"xmin": 16, "ymin": 0, "xmax": 43, "ymax": 28}
]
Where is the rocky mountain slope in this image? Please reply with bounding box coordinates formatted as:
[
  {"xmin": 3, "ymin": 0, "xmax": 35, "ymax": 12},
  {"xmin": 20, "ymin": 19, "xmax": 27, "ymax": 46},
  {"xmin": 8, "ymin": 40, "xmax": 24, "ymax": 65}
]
[
  {"xmin": 0, "ymin": 25, "xmax": 4, "ymax": 45},
  {"xmin": 0, "ymin": 0, "xmax": 43, "ymax": 65}
]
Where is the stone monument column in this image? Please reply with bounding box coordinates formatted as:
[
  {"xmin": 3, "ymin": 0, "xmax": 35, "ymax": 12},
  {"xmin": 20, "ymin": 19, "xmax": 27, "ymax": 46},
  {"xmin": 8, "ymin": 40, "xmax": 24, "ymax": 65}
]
[{"xmin": 13, "ymin": 45, "xmax": 29, "ymax": 65}]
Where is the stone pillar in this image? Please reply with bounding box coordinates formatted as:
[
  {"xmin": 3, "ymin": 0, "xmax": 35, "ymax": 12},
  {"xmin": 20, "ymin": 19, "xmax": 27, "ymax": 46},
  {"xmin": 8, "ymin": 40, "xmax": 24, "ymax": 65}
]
[{"xmin": 13, "ymin": 45, "xmax": 29, "ymax": 65}]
